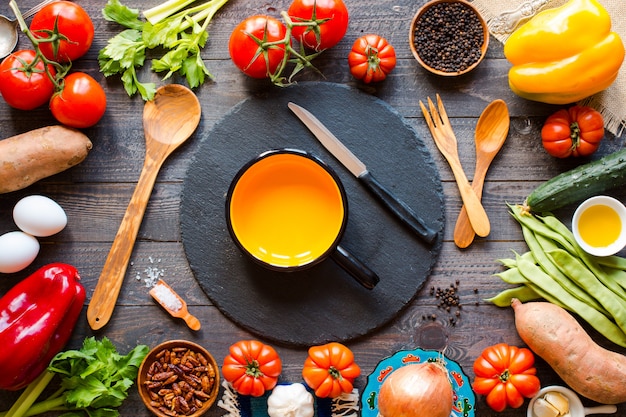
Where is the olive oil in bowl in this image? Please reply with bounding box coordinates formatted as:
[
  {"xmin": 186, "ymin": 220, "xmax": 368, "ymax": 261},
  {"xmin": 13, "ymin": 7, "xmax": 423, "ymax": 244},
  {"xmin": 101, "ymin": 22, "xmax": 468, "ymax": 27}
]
[{"xmin": 573, "ymin": 196, "xmax": 626, "ymax": 257}]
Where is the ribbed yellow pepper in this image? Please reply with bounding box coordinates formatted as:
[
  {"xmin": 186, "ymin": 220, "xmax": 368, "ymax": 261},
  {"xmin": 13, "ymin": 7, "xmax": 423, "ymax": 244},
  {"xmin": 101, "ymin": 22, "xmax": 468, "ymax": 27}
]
[{"xmin": 504, "ymin": 0, "xmax": 624, "ymax": 104}]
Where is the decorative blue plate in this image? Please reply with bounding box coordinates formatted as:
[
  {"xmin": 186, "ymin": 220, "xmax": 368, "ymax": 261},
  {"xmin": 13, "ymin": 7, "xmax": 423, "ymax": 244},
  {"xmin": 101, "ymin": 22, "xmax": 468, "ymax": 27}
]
[{"xmin": 360, "ymin": 348, "xmax": 475, "ymax": 417}]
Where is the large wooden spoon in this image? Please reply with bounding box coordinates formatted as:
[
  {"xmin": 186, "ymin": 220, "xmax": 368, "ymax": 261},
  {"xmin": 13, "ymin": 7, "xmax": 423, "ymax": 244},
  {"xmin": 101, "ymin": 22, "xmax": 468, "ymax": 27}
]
[
  {"xmin": 453, "ymin": 99, "xmax": 509, "ymax": 248},
  {"xmin": 87, "ymin": 84, "xmax": 201, "ymax": 330}
]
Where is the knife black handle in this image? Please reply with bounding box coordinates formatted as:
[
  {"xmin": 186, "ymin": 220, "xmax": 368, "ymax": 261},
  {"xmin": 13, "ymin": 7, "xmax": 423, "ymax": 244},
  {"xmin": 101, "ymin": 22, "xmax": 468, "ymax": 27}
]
[
  {"xmin": 359, "ymin": 171, "xmax": 438, "ymax": 245},
  {"xmin": 331, "ymin": 245, "xmax": 380, "ymax": 290}
]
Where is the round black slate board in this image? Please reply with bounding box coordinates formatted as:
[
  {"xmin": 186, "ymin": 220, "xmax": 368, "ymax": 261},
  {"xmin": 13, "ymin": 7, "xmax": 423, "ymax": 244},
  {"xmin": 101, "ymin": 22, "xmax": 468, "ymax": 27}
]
[{"xmin": 180, "ymin": 82, "xmax": 444, "ymax": 347}]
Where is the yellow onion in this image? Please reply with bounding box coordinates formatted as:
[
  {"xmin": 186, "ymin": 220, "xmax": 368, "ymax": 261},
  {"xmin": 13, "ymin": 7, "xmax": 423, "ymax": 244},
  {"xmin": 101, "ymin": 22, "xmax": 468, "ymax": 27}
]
[{"xmin": 378, "ymin": 361, "xmax": 453, "ymax": 417}]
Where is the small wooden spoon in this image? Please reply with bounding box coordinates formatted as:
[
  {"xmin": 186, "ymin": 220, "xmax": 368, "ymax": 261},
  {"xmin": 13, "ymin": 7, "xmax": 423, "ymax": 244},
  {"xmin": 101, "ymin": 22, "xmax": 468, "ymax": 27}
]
[
  {"xmin": 453, "ymin": 99, "xmax": 509, "ymax": 248},
  {"xmin": 150, "ymin": 280, "xmax": 201, "ymax": 331},
  {"xmin": 87, "ymin": 85, "xmax": 201, "ymax": 330}
]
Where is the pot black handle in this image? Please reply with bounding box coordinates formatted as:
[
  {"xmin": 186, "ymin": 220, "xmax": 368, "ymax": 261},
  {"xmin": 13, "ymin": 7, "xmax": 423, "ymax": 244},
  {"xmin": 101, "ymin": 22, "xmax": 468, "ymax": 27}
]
[{"xmin": 331, "ymin": 245, "xmax": 380, "ymax": 290}]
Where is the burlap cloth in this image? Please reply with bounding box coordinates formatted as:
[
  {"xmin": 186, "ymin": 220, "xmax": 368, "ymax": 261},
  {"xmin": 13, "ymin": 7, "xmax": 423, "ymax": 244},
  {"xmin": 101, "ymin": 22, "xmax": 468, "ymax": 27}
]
[{"xmin": 472, "ymin": 0, "xmax": 626, "ymax": 136}]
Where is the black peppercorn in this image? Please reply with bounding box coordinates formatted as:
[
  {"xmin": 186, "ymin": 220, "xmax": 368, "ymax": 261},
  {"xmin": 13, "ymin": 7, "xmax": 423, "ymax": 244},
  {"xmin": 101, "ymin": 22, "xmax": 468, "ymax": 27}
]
[{"xmin": 412, "ymin": 1, "xmax": 485, "ymax": 73}]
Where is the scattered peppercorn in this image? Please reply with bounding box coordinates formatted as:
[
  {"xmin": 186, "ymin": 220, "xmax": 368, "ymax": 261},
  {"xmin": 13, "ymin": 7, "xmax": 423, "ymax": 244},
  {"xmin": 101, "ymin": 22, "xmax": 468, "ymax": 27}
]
[{"xmin": 412, "ymin": 1, "xmax": 485, "ymax": 73}]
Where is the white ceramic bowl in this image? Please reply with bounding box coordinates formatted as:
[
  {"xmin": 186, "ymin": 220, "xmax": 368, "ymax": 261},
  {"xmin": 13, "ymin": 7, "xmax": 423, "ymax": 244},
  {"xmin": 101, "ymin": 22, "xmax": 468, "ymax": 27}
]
[
  {"xmin": 527, "ymin": 385, "xmax": 617, "ymax": 417},
  {"xmin": 572, "ymin": 195, "xmax": 626, "ymax": 257}
]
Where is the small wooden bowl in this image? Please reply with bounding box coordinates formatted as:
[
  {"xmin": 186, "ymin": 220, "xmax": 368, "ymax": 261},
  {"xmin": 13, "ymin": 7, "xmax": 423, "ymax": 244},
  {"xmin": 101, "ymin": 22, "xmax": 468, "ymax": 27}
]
[
  {"xmin": 409, "ymin": 0, "xmax": 489, "ymax": 76},
  {"xmin": 137, "ymin": 340, "xmax": 220, "ymax": 417}
]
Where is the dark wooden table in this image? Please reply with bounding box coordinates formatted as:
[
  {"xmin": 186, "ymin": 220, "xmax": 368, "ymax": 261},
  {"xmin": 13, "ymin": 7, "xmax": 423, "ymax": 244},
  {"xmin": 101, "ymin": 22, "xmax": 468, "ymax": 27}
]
[{"xmin": 1, "ymin": 0, "xmax": 625, "ymax": 415}]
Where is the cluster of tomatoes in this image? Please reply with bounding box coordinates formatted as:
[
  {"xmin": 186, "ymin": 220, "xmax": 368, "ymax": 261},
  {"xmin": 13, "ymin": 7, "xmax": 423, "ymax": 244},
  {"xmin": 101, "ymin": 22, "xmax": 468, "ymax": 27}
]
[
  {"xmin": 0, "ymin": 1, "xmax": 106, "ymax": 128},
  {"xmin": 228, "ymin": 0, "xmax": 396, "ymax": 84},
  {"xmin": 222, "ymin": 340, "xmax": 360, "ymax": 398}
]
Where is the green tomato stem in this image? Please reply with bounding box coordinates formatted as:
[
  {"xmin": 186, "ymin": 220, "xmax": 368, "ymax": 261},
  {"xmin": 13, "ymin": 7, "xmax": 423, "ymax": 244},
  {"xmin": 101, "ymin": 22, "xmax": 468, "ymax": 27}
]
[{"xmin": 8, "ymin": 0, "xmax": 70, "ymax": 91}]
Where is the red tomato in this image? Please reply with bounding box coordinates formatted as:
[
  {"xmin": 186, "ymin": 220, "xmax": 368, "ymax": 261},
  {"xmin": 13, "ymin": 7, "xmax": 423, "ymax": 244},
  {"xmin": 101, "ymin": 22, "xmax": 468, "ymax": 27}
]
[
  {"xmin": 348, "ymin": 34, "xmax": 396, "ymax": 83},
  {"xmin": 541, "ymin": 106, "xmax": 604, "ymax": 158},
  {"xmin": 229, "ymin": 15, "xmax": 289, "ymax": 79},
  {"xmin": 472, "ymin": 343, "xmax": 541, "ymax": 412},
  {"xmin": 222, "ymin": 340, "xmax": 282, "ymax": 397},
  {"xmin": 30, "ymin": 1, "xmax": 94, "ymax": 63},
  {"xmin": 289, "ymin": 0, "xmax": 349, "ymax": 51},
  {"xmin": 50, "ymin": 72, "xmax": 106, "ymax": 128},
  {"xmin": 302, "ymin": 342, "xmax": 360, "ymax": 398},
  {"xmin": 0, "ymin": 50, "xmax": 56, "ymax": 110}
]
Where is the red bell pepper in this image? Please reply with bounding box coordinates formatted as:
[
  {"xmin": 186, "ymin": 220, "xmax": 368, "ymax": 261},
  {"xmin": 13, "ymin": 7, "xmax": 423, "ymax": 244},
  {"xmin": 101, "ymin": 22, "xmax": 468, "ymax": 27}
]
[{"xmin": 0, "ymin": 263, "xmax": 85, "ymax": 391}]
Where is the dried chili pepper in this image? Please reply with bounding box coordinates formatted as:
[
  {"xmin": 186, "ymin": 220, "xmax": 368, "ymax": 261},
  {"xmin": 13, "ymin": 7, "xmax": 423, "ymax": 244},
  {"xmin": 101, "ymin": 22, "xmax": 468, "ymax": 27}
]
[{"xmin": 0, "ymin": 263, "xmax": 85, "ymax": 390}]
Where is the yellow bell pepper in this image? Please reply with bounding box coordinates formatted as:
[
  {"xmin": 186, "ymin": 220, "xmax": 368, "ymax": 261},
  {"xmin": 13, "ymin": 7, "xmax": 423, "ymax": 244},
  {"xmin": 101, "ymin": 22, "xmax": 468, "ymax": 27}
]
[{"xmin": 504, "ymin": 0, "xmax": 624, "ymax": 104}]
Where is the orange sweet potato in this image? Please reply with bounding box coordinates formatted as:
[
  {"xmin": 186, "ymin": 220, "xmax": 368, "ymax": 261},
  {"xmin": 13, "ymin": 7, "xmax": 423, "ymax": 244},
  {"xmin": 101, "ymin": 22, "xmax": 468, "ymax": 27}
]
[
  {"xmin": 0, "ymin": 125, "xmax": 92, "ymax": 194},
  {"xmin": 511, "ymin": 298, "xmax": 626, "ymax": 404}
]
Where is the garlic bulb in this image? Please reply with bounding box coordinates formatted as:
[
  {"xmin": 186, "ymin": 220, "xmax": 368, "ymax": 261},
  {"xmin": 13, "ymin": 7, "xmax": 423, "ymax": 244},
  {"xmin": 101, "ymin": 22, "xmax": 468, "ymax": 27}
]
[{"xmin": 267, "ymin": 383, "xmax": 314, "ymax": 417}]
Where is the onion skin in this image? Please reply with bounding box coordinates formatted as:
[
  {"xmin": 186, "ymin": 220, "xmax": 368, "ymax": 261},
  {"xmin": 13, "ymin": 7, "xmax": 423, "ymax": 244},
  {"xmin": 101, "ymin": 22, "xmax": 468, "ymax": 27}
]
[{"xmin": 378, "ymin": 362, "xmax": 453, "ymax": 417}]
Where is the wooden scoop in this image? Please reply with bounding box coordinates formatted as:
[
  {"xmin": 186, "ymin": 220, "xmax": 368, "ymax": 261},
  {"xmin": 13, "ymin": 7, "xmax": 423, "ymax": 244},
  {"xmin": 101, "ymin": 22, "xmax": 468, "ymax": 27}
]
[
  {"xmin": 87, "ymin": 85, "xmax": 201, "ymax": 330},
  {"xmin": 453, "ymin": 100, "xmax": 509, "ymax": 248},
  {"xmin": 149, "ymin": 280, "xmax": 201, "ymax": 331}
]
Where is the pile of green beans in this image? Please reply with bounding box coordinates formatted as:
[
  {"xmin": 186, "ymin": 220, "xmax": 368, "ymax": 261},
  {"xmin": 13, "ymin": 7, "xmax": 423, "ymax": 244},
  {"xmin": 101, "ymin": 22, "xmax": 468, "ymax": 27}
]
[{"xmin": 488, "ymin": 204, "xmax": 626, "ymax": 348}]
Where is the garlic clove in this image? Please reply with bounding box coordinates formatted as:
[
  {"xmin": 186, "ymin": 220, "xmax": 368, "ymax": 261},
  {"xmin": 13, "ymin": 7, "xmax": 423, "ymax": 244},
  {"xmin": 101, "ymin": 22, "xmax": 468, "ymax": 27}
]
[
  {"xmin": 544, "ymin": 392, "xmax": 569, "ymax": 415},
  {"xmin": 533, "ymin": 397, "xmax": 560, "ymax": 417}
]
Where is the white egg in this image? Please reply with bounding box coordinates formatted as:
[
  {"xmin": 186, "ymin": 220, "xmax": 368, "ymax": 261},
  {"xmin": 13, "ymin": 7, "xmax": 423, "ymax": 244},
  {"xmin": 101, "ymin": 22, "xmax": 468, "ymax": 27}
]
[
  {"xmin": 13, "ymin": 195, "xmax": 68, "ymax": 237},
  {"xmin": 0, "ymin": 231, "xmax": 40, "ymax": 273}
]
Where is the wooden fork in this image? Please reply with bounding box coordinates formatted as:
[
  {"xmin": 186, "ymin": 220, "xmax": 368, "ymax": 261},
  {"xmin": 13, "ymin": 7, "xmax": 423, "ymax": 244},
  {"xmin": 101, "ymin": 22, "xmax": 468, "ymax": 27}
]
[{"xmin": 420, "ymin": 94, "xmax": 491, "ymax": 238}]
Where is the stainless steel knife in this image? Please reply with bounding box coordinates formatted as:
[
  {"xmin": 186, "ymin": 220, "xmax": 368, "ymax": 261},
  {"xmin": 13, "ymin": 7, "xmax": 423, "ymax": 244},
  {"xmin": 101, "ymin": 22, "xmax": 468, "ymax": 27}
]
[{"xmin": 288, "ymin": 102, "xmax": 438, "ymax": 245}]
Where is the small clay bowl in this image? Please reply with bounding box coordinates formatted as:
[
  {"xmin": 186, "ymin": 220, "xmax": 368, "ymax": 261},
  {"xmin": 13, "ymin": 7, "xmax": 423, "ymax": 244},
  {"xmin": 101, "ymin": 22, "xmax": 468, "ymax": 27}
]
[
  {"xmin": 409, "ymin": 0, "xmax": 489, "ymax": 76},
  {"xmin": 137, "ymin": 340, "xmax": 220, "ymax": 417}
]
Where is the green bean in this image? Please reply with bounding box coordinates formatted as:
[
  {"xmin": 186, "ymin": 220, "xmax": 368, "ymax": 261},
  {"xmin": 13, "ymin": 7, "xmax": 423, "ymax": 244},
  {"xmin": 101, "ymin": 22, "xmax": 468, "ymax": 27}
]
[
  {"xmin": 526, "ymin": 227, "xmax": 609, "ymax": 316},
  {"xmin": 548, "ymin": 248, "xmax": 626, "ymax": 333},
  {"xmin": 539, "ymin": 212, "xmax": 578, "ymax": 251},
  {"xmin": 509, "ymin": 205, "xmax": 576, "ymax": 254},
  {"xmin": 588, "ymin": 256, "xmax": 626, "ymax": 292},
  {"xmin": 498, "ymin": 257, "xmax": 517, "ymax": 269},
  {"xmin": 516, "ymin": 255, "xmax": 626, "ymax": 347},
  {"xmin": 602, "ymin": 266, "xmax": 626, "ymax": 292},
  {"xmin": 495, "ymin": 267, "xmax": 528, "ymax": 285},
  {"xmin": 485, "ymin": 286, "xmax": 541, "ymax": 307},
  {"xmin": 539, "ymin": 212, "xmax": 626, "ymax": 300},
  {"xmin": 597, "ymin": 254, "xmax": 626, "ymax": 271}
]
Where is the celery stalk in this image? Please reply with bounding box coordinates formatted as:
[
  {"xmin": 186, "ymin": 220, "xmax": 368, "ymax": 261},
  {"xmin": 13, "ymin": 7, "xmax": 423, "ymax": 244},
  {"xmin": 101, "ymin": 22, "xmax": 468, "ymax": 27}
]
[
  {"xmin": 2, "ymin": 371, "xmax": 56, "ymax": 417},
  {"xmin": 143, "ymin": 0, "xmax": 196, "ymax": 24}
]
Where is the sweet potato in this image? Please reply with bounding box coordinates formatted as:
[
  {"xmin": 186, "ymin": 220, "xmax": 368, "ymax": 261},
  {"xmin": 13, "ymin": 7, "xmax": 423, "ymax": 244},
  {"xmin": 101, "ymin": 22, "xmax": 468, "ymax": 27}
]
[
  {"xmin": 0, "ymin": 125, "xmax": 92, "ymax": 194},
  {"xmin": 511, "ymin": 298, "xmax": 626, "ymax": 404}
]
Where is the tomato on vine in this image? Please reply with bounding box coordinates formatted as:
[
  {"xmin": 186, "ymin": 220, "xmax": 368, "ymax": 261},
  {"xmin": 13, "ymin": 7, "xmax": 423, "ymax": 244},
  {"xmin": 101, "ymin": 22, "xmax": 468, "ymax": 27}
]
[
  {"xmin": 50, "ymin": 72, "xmax": 106, "ymax": 129},
  {"xmin": 30, "ymin": 0, "xmax": 94, "ymax": 63},
  {"xmin": 348, "ymin": 34, "xmax": 396, "ymax": 83},
  {"xmin": 541, "ymin": 106, "xmax": 604, "ymax": 158},
  {"xmin": 288, "ymin": 0, "xmax": 349, "ymax": 51},
  {"xmin": 0, "ymin": 49, "xmax": 56, "ymax": 110},
  {"xmin": 229, "ymin": 15, "xmax": 289, "ymax": 80},
  {"xmin": 221, "ymin": 340, "xmax": 282, "ymax": 397},
  {"xmin": 472, "ymin": 343, "xmax": 541, "ymax": 412}
]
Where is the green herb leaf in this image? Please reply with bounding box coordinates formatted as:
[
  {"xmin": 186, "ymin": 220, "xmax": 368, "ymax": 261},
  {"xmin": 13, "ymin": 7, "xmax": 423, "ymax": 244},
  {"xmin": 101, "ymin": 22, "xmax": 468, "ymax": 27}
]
[
  {"xmin": 2, "ymin": 337, "xmax": 149, "ymax": 417},
  {"xmin": 102, "ymin": 0, "xmax": 143, "ymax": 30},
  {"xmin": 99, "ymin": 0, "xmax": 229, "ymax": 100}
]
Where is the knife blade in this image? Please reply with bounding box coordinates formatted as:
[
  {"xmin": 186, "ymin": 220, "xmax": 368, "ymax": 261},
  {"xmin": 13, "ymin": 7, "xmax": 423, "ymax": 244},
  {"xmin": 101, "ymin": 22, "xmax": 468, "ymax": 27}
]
[{"xmin": 288, "ymin": 102, "xmax": 438, "ymax": 245}]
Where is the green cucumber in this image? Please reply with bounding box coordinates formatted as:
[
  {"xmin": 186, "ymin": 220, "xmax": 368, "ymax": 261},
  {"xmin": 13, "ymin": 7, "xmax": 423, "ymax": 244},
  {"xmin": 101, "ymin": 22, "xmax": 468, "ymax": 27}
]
[{"xmin": 525, "ymin": 148, "xmax": 626, "ymax": 213}]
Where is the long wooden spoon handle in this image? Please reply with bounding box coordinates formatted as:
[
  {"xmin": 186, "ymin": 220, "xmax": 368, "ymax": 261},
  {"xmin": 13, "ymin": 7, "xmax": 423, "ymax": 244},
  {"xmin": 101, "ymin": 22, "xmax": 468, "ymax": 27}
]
[
  {"xmin": 454, "ymin": 175, "xmax": 486, "ymax": 248},
  {"xmin": 87, "ymin": 158, "xmax": 161, "ymax": 330},
  {"xmin": 449, "ymin": 163, "xmax": 490, "ymax": 237}
]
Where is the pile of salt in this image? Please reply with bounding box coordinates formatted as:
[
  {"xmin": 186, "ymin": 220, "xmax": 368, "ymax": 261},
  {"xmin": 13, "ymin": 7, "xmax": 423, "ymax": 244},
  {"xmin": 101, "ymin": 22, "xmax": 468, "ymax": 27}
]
[{"xmin": 151, "ymin": 282, "xmax": 182, "ymax": 312}]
